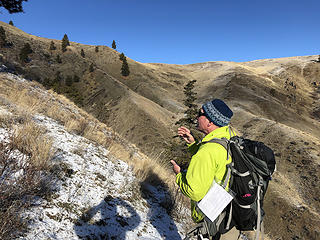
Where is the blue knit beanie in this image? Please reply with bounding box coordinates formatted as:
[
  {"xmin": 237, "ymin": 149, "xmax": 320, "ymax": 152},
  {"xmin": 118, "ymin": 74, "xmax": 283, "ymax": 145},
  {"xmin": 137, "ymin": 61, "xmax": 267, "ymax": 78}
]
[{"xmin": 202, "ymin": 99, "xmax": 233, "ymax": 127}]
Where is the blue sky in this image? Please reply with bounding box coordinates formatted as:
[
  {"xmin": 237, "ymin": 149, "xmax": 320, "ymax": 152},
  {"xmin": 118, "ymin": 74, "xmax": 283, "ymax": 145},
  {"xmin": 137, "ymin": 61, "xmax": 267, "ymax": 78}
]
[{"xmin": 0, "ymin": 0, "xmax": 319, "ymax": 64}]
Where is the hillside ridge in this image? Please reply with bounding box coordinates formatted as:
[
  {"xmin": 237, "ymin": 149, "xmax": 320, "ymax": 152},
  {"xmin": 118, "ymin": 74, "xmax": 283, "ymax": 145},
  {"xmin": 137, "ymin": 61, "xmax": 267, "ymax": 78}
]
[{"xmin": 0, "ymin": 20, "xmax": 319, "ymax": 239}]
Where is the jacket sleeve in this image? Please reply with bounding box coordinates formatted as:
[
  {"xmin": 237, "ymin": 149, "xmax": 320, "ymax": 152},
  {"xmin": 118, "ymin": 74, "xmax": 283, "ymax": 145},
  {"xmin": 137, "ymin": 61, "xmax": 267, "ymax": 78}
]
[
  {"xmin": 187, "ymin": 141, "xmax": 200, "ymax": 155},
  {"xmin": 176, "ymin": 145, "xmax": 217, "ymax": 202}
]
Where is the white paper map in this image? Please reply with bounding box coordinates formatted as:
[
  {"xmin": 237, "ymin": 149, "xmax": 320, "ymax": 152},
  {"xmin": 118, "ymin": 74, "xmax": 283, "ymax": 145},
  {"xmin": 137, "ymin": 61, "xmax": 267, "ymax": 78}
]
[{"xmin": 197, "ymin": 181, "xmax": 234, "ymax": 222}]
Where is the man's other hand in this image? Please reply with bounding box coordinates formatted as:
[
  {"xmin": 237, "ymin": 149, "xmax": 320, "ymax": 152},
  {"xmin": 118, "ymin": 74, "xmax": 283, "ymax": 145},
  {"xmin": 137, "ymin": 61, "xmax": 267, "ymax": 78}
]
[{"xmin": 170, "ymin": 160, "xmax": 181, "ymax": 175}]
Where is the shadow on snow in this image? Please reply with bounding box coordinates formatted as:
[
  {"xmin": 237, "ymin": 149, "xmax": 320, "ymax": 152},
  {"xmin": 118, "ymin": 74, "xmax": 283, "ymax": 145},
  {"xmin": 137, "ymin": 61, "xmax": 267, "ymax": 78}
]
[
  {"xmin": 74, "ymin": 196, "xmax": 140, "ymax": 240},
  {"xmin": 139, "ymin": 170, "xmax": 182, "ymax": 240}
]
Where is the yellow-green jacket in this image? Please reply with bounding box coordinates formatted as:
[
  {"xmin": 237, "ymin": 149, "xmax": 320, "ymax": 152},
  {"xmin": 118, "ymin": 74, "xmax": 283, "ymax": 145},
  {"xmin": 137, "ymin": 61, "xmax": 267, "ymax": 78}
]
[{"xmin": 175, "ymin": 126, "xmax": 234, "ymax": 222}]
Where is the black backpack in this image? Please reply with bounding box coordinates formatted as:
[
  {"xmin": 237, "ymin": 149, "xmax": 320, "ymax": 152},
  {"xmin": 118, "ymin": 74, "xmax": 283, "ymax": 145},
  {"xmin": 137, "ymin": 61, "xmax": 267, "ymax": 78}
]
[{"xmin": 198, "ymin": 135, "xmax": 276, "ymax": 240}]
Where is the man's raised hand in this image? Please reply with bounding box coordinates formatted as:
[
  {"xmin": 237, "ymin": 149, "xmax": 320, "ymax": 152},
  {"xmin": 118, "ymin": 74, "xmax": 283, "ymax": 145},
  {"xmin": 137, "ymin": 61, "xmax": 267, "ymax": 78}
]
[{"xmin": 178, "ymin": 126, "xmax": 195, "ymax": 144}]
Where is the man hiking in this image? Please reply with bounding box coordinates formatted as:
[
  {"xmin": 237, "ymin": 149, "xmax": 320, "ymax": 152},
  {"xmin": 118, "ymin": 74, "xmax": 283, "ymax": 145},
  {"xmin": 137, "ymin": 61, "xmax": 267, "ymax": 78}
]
[{"xmin": 171, "ymin": 98, "xmax": 238, "ymax": 240}]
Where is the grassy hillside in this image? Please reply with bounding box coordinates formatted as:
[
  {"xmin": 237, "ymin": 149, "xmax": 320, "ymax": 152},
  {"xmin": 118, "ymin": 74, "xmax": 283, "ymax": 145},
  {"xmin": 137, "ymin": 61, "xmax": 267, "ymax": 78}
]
[
  {"xmin": 1, "ymin": 20, "xmax": 320, "ymax": 239},
  {"xmin": 0, "ymin": 21, "xmax": 187, "ymax": 160}
]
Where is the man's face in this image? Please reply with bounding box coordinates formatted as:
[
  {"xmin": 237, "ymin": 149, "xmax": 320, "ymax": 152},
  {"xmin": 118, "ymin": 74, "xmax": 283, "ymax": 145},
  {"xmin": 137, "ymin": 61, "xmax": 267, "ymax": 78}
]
[{"xmin": 197, "ymin": 108, "xmax": 210, "ymax": 133}]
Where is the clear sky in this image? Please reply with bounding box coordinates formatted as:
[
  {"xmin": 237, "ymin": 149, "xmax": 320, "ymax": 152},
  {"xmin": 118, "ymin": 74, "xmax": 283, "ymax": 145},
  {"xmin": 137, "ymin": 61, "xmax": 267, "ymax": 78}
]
[{"xmin": 0, "ymin": 0, "xmax": 319, "ymax": 64}]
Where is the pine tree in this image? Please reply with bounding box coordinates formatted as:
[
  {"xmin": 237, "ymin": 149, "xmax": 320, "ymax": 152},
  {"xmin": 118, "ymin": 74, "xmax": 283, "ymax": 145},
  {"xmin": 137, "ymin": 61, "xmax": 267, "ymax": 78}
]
[
  {"xmin": 175, "ymin": 80, "xmax": 198, "ymax": 128},
  {"xmin": 65, "ymin": 75, "xmax": 73, "ymax": 86},
  {"xmin": 168, "ymin": 80, "xmax": 199, "ymax": 169},
  {"xmin": 73, "ymin": 75, "xmax": 80, "ymax": 82},
  {"xmin": 112, "ymin": 40, "xmax": 116, "ymax": 49},
  {"xmin": 0, "ymin": 26, "xmax": 7, "ymax": 48},
  {"xmin": 43, "ymin": 77, "xmax": 52, "ymax": 89},
  {"xmin": 89, "ymin": 63, "xmax": 94, "ymax": 72},
  {"xmin": 19, "ymin": 43, "xmax": 33, "ymax": 62},
  {"xmin": 121, "ymin": 56, "xmax": 130, "ymax": 76},
  {"xmin": 61, "ymin": 34, "xmax": 70, "ymax": 52},
  {"xmin": 119, "ymin": 52, "xmax": 125, "ymax": 61},
  {"xmin": 0, "ymin": 0, "xmax": 27, "ymax": 13},
  {"xmin": 9, "ymin": 20, "xmax": 14, "ymax": 26},
  {"xmin": 80, "ymin": 49, "xmax": 85, "ymax": 58},
  {"xmin": 56, "ymin": 54, "xmax": 62, "ymax": 63},
  {"xmin": 95, "ymin": 46, "xmax": 99, "ymax": 52},
  {"xmin": 52, "ymin": 71, "xmax": 63, "ymax": 93},
  {"xmin": 49, "ymin": 41, "xmax": 56, "ymax": 50}
]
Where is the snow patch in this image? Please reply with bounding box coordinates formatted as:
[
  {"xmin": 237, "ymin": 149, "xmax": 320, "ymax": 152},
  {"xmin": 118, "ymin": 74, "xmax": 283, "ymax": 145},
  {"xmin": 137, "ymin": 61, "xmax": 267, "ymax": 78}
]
[{"xmin": 11, "ymin": 115, "xmax": 188, "ymax": 239}]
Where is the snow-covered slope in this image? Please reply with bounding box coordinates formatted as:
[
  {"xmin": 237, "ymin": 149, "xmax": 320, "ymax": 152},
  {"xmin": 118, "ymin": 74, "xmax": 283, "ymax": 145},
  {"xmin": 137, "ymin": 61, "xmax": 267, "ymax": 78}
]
[
  {"xmin": 16, "ymin": 115, "xmax": 186, "ymax": 239},
  {"xmin": 0, "ymin": 72, "xmax": 190, "ymax": 240}
]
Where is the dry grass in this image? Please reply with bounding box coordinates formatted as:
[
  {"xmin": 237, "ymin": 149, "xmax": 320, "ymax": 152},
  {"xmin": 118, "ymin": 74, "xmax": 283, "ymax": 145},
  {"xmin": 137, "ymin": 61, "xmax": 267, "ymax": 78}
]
[
  {"xmin": 0, "ymin": 73, "xmax": 186, "ymax": 229},
  {"xmin": 108, "ymin": 141, "xmax": 189, "ymax": 216},
  {"xmin": 12, "ymin": 121, "xmax": 53, "ymax": 168},
  {"xmin": 0, "ymin": 119, "xmax": 54, "ymax": 239}
]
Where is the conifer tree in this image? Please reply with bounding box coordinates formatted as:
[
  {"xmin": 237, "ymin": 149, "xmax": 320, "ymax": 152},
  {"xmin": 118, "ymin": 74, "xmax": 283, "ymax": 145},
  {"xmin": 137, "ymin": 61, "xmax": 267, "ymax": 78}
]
[
  {"xmin": 56, "ymin": 54, "xmax": 62, "ymax": 63},
  {"xmin": 95, "ymin": 46, "xmax": 99, "ymax": 52},
  {"xmin": 0, "ymin": 0, "xmax": 27, "ymax": 13},
  {"xmin": 65, "ymin": 75, "xmax": 73, "ymax": 86},
  {"xmin": 19, "ymin": 43, "xmax": 32, "ymax": 62},
  {"xmin": 0, "ymin": 26, "xmax": 7, "ymax": 48},
  {"xmin": 89, "ymin": 63, "xmax": 94, "ymax": 72},
  {"xmin": 52, "ymin": 71, "xmax": 63, "ymax": 93},
  {"xmin": 168, "ymin": 80, "xmax": 199, "ymax": 168},
  {"xmin": 80, "ymin": 49, "xmax": 85, "ymax": 58},
  {"xmin": 43, "ymin": 77, "xmax": 52, "ymax": 89},
  {"xmin": 175, "ymin": 80, "xmax": 198, "ymax": 128},
  {"xmin": 9, "ymin": 20, "xmax": 14, "ymax": 26},
  {"xmin": 119, "ymin": 52, "xmax": 125, "ymax": 61},
  {"xmin": 121, "ymin": 55, "xmax": 130, "ymax": 76},
  {"xmin": 61, "ymin": 34, "xmax": 70, "ymax": 52},
  {"xmin": 73, "ymin": 75, "xmax": 80, "ymax": 82},
  {"xmin": 112, "ymin": 40, "xmax": 116, "ymax": 49},
  {"xmin": 49, "ymin": 41, "xmax": 56, "ymax": 50}
]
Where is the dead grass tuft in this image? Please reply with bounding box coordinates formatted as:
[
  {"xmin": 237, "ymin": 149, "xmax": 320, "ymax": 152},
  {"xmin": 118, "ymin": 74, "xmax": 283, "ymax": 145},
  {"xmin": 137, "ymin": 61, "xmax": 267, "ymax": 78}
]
[
  {"xmin": 11, "ymin": 121, "xmax": 52, "ymax": 168},
  {"xmin": 0, "ymin": 124, "xmax": 55, "ymax": 239},
  {"xmin": 83, "ymin": 122, "xmax": 113, "ymax": 148},
  {"xmin": 65, "ymin": 117, "xmax": 89, "ymax": 136},
  {"xmin": 107, "ymin": 140, "xmax": 189, "ymax": 217}
]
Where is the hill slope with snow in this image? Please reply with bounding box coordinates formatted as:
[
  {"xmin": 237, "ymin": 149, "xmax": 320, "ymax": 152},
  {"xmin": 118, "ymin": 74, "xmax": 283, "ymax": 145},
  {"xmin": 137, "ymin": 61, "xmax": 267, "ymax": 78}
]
[{"xmin": 0, "ymin": 72, "xmax": 190, "ymax": 240}]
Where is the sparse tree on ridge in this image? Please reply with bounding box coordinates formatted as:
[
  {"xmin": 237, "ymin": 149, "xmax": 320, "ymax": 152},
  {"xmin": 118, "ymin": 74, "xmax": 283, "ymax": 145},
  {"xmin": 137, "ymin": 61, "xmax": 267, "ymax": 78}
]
[
  {"xmin": 80, "ymin": 49, "xmax": 85, "ymax": 58},
  {"xmin": 119, "ymin": 52, "xmax": 125, "ymax": 61},
  {"xmin": 121, "ymin": 55, "xmax": 130, "ymax": 76},
  {"xmin": 19, "ymin": 42, "xmax": 32, "ymax": 62},
  {"xmin": 0, "ymin": 0, "xmax": 28, "ymax": 13},
  {"xmin": 9, "ymin": 20, "xmax": 14, "ymax": 26},
  {"xmin": 0, "ymin": 26, "xmax": 7, "ymax": 48},
  {"xmin": 73, "ymin": 75, "xmax": 80, "ymax": 82},
  {"xmin": 49, "ymin": 41, "xmax": 56, "ymax": 50},
  {"xmin": 112, "ymin": 40, "xmax": 116, "ymax": 49},
  {"xmin": 89, "ymin": 63, "xmax": 94, "ymax": 72},
  {"xmin": 95, "ymin": 46, "xmax": 99, "ymax": 52},
  {"xmin": 61, "ymin": 34, "xmax": 70, "ymax": 52},
  {"xmin": 65, "ymin": 75, "xmax": 73, "ymax": 86},
  {"xmin": 56, "ymin": 54, "xmax": 62, "ymax": 63}
]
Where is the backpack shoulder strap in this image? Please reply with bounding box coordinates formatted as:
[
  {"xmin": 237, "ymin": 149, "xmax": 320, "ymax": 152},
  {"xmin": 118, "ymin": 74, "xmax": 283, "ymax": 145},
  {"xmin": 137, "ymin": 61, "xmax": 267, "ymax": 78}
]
[
  {"xmin": 204, "ymin": 137, "xmax": 229, "ymax": 150},
  {"xmin": 202, "ymin": 137, "xmax": 232, "ymax": 189}
]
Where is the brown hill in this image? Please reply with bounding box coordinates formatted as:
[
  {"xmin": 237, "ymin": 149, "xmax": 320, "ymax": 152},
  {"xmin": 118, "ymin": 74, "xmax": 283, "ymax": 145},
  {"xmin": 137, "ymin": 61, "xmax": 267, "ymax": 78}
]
[{"xmin": 0, "ymin": 21, "xmax": 319, "ymax": 239}]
